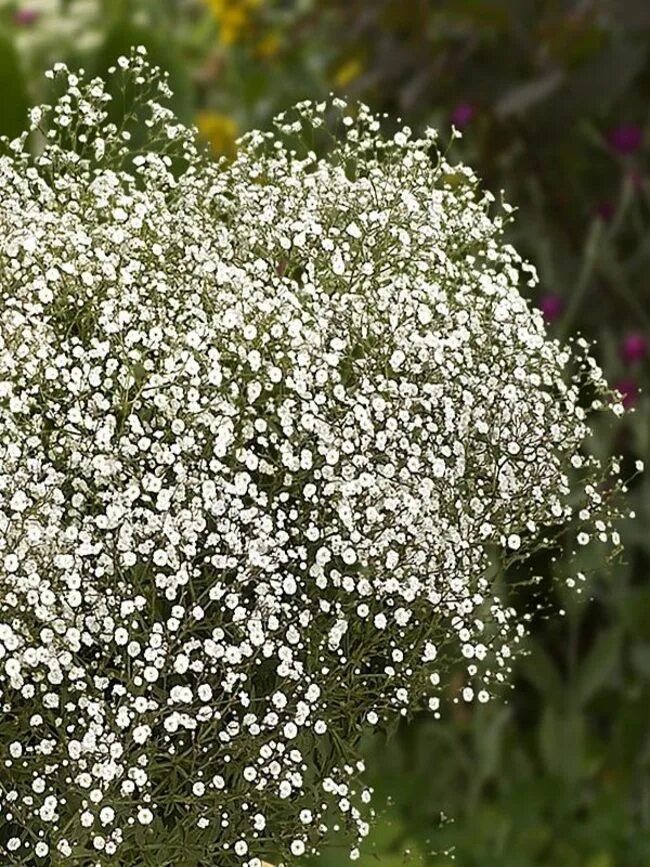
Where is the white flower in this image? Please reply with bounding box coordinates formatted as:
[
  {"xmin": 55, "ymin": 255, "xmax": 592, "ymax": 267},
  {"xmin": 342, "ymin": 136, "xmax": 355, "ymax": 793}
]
[
  {"xmin": 507, "ymin": 534, "xmax": 521, "ymax": 551},
  {"xmin": 283, "ymin": 722, "xmax": 298, "ymax": 740},
  {"xmin": 331, "ymin": 250, "xmax": 345, "ymax": 275},
  {"xmin": 137, "ymin": 808, "xmax": 154, "ymax": 826},
  {"xmin": 253, "ymin": 813, "xmax": 266, "ymax": 830},
  {"xmin": 132, "ymin": 724, "xmax": 151, "ymax": 745},
  {"xmin": 99, "ymin": 806, "xmax": 115, "ymax": 825},
  {"xmin": 422, "ymin": 642, "xmax": 438, "ymax": 662}
]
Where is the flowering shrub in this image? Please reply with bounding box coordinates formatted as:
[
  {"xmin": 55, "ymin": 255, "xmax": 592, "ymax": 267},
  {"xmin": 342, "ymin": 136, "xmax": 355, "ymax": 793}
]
[{"xmin": 0, "ymin": 49, "xmax": 634, "ymax": 867}]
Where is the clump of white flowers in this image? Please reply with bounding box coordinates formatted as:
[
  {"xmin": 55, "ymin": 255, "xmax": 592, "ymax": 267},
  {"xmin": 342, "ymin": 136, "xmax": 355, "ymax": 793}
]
[{"xmin": 0, "ymin": 48, "xmax": 633, "ymax": 866}]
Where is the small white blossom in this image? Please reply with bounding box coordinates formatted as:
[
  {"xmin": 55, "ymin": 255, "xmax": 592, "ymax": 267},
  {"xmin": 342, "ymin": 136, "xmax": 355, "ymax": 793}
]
[{"xmin": 137, "ymin": 808, "xmax": 154, "ymax": 826}]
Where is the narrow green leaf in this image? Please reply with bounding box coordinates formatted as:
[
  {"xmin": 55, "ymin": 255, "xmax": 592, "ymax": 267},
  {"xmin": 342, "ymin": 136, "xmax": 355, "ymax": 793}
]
[
  {"xmin": 576, "ymin": 629, "xmax": 621, "ymax": 704},
  {"xmin": 0, "ymin": 33, "xmax": 28, "ymax": 140}
]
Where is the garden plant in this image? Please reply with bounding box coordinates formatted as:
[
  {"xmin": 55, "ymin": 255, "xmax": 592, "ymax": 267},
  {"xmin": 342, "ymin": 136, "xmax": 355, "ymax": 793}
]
[{"xmin": 0, "ymin": 47, "xmax": 638, "ymax": 866}]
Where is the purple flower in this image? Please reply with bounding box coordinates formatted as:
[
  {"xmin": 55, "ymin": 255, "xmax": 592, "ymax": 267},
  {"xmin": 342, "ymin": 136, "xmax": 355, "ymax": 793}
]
[
  {"xmin": 537, "ymin": 293, "xmax": 564, "ymax": 323},
  {"xmin": 595, "ymin": 200, "xmax": 615, "ymax": 222},
  {"xmin": 606, "ymin": 124, "xmax": 643, "ymax": 155},
  {"xmin": 620, "ymin": 332, "xmax": 648, "ymax": 365},
  {"xmin": 450, "ymin": 102, "xmax": 476, "ymax": 129},
  {"xmin": 627, "ymin": 169, "xmax": 645, "ymax": 193},
  {"xmin": 614, "ymin": 377, "xmax": 639, "ymax": 409},
  {"xmin": 13, "ymin": 8, "xmax": 39, "ymax": 25}
]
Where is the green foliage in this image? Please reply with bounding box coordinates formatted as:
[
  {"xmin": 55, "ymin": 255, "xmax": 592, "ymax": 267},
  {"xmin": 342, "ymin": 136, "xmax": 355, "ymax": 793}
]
[{"xmin": 0, "ymin": 32, "xmax": 28, "ymax": 138}]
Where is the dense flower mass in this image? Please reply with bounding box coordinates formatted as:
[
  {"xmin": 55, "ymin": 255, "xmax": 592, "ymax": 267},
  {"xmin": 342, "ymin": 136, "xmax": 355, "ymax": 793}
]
[{"xmin": 0, "ymin": 49, "xmax": 634, "ymax": 866}]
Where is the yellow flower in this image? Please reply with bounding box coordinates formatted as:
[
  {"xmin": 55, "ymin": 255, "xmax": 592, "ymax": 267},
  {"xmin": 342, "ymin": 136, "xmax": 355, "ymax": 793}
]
[
  {"xmin": 196, "ymin": 111, "xmax": 238, "ymax": 158},
  {"xmin": 203, "ymin": 0, "xmax": 261, "ymax": 45},
  {"xmin": 331, "ymin": 55, "xmax": 364, "ymax": 90},
  {"xmin": 254, "ymin": 31, "xmax": 281, "ymax": 60}
]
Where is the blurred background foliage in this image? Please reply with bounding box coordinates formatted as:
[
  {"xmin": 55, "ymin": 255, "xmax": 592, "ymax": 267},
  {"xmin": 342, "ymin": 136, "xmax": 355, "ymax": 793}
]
[{"xmin": 1, "ymin": 1, "xmax": 650, "ymax": 864}]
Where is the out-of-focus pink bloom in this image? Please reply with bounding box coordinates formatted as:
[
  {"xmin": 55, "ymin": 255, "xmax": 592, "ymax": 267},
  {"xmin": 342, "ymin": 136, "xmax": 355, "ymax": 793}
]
[
  {"xmin": 614, "ymin": 377, "xmax": 639, "ymax": 409},
  {"xmin": 620, "ymin": 332, "xmax": 648, "ymax": 364},
  {"xmin": 537, "ymin": 293, "xmax": 564, "ymax": 323},
  {"xmin": 595, "ymin": 200, "xmax": 615, "ymax": 222},
  {"xmin": 627, "ymin": 169, "xmax": 646, "ymax": 193},
  {"xmin": 450, "ymin": 102, "xmax": 476, "ymax": 128},
  {"xmin": 13, "ymin": 8, "xmax": 39, "ymax": 25},
  {"xmin": 606, "ymin": 124, "xmax": 643, "ymax": 155}
]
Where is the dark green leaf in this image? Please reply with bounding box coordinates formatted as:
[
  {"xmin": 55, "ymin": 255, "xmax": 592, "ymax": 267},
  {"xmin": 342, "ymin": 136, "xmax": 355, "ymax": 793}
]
[
  {"xmin": 0, "ymin": 33, "xmax": 28, "ymax": 139},
  {"xmin": 554, "ymin": 35, "xmax": 648, "ymax": 120},
  {"xmin": 538, "ymin": 707, "xmax": 586, "ymax": 782},
  {"xmin": 518, "ymin": 642, "xmax": 564, "ymax": 704},
  {"xmin": 576, "ymin": 629, "xmax": 621, "ymax": 704},
  {"xmin": 495, "ymin": 70, "xmax": 564, "ymax": 118}
]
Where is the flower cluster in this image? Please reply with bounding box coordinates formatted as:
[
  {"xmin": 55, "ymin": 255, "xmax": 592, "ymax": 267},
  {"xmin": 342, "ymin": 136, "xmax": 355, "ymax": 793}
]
[{"xmin": 0, "ymin": 49, "xmax": 633, "ymax": 866}]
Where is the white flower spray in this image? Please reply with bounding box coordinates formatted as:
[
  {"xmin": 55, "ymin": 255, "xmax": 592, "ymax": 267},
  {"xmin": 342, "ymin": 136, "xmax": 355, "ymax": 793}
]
[{"xmin": 0, "ymin": 47, "xmax": 634, "ymax": 866}]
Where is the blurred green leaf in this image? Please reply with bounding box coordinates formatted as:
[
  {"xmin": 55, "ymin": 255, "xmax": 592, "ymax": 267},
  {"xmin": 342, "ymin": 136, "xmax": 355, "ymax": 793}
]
[
  {"xmin": 576, "ymin": 630, "xmax": 621, "ymax": 704},
  {"xmin": 471, "ymin": 706, "xmax": 509, "ymax": 783},
  {"xmin": 585, "ymin": 853, "xmax": 613, "ymax": 867},
  {"xmin": 0, "ymin": 33, "xmax": 28, "ymax": 139},
  {"xmin": 495, "ymin": 70, "xmax": 564, "ymax": 118},
  {"xmin": 518, "ymin": 642, "xmax": 564, "ymax": 704},
  {"xmin": 538, "ymin": 706, "xmax": 585, "ymax": 781},
  {"xmin": 554, "ymin": 35, "xmax": 647, "ymax": 120},
  {"xmin": 631, "ymin": 643, "xmax": 650, "ymax": 679}
]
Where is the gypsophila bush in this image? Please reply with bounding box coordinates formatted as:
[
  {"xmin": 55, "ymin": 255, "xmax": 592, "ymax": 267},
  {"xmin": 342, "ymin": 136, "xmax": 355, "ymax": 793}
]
[{"xmin": 0, "ymin": 47, "xmax": 635, "ymax": 867}]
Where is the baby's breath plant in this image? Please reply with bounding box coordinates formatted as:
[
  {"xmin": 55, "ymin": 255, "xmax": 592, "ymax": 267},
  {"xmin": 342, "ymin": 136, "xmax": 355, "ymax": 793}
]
[{"xmin": 0, "ymin": 47, "xmax": 634, "ymax": 867}]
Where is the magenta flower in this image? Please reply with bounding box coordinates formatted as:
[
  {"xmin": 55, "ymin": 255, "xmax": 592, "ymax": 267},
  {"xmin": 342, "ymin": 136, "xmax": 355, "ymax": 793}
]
[
  {"xmin": 537, "ymin": 293, "xmax": 564, "ymax": 323},
  {"xmin": 450, "ymin": 102, "xmax": 476, "ymax": 129},
  {"xmin": 614, "ymin": 377, "xmax": 639, "ymax": 409},
  {"xmin": 595, "ymin": 200, "xmax": 615, "ymax": 222},
  {"xmin": 627, "ymin": 169, "xmax": 646, "ymax": 193},
  {"xmin": 606, "ymin": 124, "xmax": 643, "ymax": 155},
  {"xmin": 13, "ymin": 8, "xmax": 39, "ymax": 25},
  {"xmin": 620, "ymin": 332, "xmax": 648, "ymax": 365}
]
